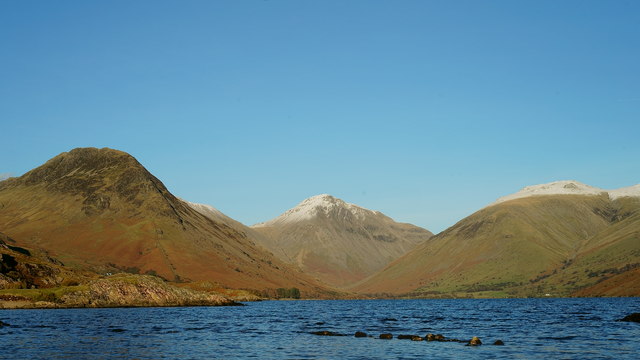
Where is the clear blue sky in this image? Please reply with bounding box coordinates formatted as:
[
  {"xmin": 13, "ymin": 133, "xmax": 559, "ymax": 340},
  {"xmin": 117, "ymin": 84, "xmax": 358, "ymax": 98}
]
[{"xmin": 1, "ymin": 1, "xmax": 639, "ymax": 233}]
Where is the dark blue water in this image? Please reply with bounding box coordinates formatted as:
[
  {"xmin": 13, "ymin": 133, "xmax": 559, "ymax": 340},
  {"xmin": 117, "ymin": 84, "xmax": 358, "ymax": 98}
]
[{"xmin": 1, "ymin": 298, "xmax": 639, "ymax": 359}]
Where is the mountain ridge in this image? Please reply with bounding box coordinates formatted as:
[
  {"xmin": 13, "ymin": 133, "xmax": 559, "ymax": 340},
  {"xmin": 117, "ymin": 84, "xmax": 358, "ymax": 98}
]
[{"xmin": 3, "ymin": 149, "xmax": 638, "ymax": 299}]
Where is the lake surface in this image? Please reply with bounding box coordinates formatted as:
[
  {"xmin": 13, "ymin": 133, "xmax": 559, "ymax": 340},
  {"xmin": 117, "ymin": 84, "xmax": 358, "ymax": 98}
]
[{"xmin": 1, "ymin": 298, "xmax": 639, "ymax": 359}]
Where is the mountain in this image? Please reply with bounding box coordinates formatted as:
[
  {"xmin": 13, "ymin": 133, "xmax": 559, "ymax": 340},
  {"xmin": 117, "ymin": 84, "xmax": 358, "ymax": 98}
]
[
  {"xmin": 354, "ymin": 180, "xmax": 640, "ymax": 297},
  {"xmin": 0, "ymin": 148, "xmax": 330, "ymax": 297},
  {"xmin": 251, "ymin": 194, "xmax": 433, "ymax": 288}
]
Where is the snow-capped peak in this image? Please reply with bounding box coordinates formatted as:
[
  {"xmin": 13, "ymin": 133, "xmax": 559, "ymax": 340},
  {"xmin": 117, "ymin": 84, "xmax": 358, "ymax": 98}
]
[
  {"xmin": 254, "ymin": 194, "xmax": 380, "ymax": 226},
  {"xmin": 609, "ymin": 184, "xmax": 640, "ymax": 200},
  {"xmin": 489, "ymin": 180, "xmax": 640, "ymax": 206}
]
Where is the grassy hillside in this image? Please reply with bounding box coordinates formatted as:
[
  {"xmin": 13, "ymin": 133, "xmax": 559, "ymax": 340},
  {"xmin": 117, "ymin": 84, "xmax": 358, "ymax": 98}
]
[
  {"xmin": 527, "ymin": 197, "xmax": 640, "ymax": 296},
  {"xmin": 353, "ymin": 194, "xmax": 640, "ymax": 297}
]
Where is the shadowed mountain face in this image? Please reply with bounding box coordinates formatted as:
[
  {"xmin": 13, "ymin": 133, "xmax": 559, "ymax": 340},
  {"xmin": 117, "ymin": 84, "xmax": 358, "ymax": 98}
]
[
  {"xmin": 354, "ymin": 183, "xmax": 640, "ymax": 297},
  {"xmin": 0, "ymin": 148, "xmax": 329, "ymax": 295},
  {"xmin": 251, "ymin": 194, "xmax": 433, "ymax": 288}
]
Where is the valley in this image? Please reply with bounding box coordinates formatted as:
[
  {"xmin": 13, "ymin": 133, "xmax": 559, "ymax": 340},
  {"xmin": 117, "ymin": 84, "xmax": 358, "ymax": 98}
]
[{"xmin": 1, "ymin": 148, "xmax": 639, "ymax": 307}]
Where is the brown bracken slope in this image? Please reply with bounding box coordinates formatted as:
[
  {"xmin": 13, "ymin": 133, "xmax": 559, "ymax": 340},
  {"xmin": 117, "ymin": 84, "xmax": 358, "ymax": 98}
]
[{"xmin": 0, "ymin": 148, "xmax": 331, "ymax": 296}]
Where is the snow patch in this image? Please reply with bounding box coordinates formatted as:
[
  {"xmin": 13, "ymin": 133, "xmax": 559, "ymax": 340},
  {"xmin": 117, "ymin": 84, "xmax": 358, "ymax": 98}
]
[
  {"xmin": 489, "ymin": 180, "xmax": 640, "ymax": 207},
  {"xmin": 609, "ymin": 184, "xmax": 640, "ymax": 200},
  {"xmin": 180, "ymin": 199, "xmax": 228, "ymax": 220}
]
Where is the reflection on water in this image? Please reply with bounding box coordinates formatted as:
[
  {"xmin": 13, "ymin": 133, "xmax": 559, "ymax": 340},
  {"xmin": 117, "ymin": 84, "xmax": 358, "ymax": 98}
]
[{"xmin": 1, "ymin": 298, "xmax": 639, "ymax": 359}]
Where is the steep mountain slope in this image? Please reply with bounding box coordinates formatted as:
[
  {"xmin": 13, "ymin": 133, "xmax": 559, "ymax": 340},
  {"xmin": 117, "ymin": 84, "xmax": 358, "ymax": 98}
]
[
  {"xmin": 534, "ymin": 196, "xmax": 640, "ymax": 296},
  {"xmin": 354, "ymin": 181, "xmax": 640, "ymax": 297},
  {"xmin": 251, "ymin": 194, "xmax": 433, "ymax": 288},
  {"xmin": 0, "ymin": 148, "xmax": 329, "ymax": 296}
]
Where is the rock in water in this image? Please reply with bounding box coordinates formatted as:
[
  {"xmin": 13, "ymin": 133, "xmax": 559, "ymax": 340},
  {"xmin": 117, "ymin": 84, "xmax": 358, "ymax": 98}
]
[
  {"xmin": 0, "ymin": 320, "xmax": 9, "ymax": 327},
  {"xmin": 493, "ymin": 340, "xmax": 505, "ymax": 345},
  {"xmin": 397, "ymin": 334, "xmax": 416, "ymax": 340},
  {"xmin": 354, "ymin": 331, "xmax": 367, "ymax": 338},
  {"xmin": 311, "ymin": 331, "xmax": 346, "ymax": 336},
  {"xmin": 468, "ymin": 336, "xmax": 482, "ymax": 346},
  {"xmin": 411, "ymin": 336, "xmax": 424, "ymax": 341},
  {"xmin": 619, "ymin": 313, "xmax": 640, "ymax": 323},
  {"xmin": 379, "ymin": 333, "xmax": 393, "ymax": 340}
]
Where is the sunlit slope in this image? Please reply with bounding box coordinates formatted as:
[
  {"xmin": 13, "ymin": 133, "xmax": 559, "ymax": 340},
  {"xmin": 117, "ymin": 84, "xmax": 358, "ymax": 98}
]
[
  {"xmin": 354, "ymin": 195, "xmax": 623, "ymax": 296},
  {"xmin": 532, "ymin": 197, "xmax": 640, "ymax": 296}
]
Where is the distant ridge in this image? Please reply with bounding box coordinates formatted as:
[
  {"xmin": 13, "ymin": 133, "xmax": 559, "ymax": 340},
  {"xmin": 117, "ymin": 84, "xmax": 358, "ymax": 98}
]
[{"xmin": 491, "ymin": 180, "xmax": 640, "ymax": 206}]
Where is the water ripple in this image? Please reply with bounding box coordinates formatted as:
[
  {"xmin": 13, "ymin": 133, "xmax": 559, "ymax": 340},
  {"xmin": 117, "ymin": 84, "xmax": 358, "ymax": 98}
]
[{"xmin": 1, "ymin": 298, "xmax": 639, "ymax": 359}]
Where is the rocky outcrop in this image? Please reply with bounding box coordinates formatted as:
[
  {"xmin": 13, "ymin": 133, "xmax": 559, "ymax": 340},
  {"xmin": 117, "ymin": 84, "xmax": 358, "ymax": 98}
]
[
  {"xmin": 1, "ymin": 234, "xmax": 68, "ymax": 289},
  {"xmin": 59, "ymin": 274, "xmax": 239, "ymax": 307}
]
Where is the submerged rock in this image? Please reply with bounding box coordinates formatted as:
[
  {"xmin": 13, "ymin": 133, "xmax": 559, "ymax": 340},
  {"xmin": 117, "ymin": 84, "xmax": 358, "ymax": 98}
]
[
  {"xmin": 354, "ymin": 331, "xmax": 367, "ymax": 338},
  {"xmin": 311, "ymin": 331, "xmax": 346, "ymax": 336},
  {"xmin": 618, "ymin": 313, "xmax": 640, "ymax": 323},
  {"xmin": 397, "ymin": 334, "xmax": 416, "ymax": 340},
  {"xmin": 493, "ymin": 340, "xmax": 505, "ymax": 345},
  {"xmin": 0, "ymin": 320, "xmax": 9, "ymax": 327},
  {"xmin": 379, "ymin": 333, "xmax": 393, "ymax": 340}
]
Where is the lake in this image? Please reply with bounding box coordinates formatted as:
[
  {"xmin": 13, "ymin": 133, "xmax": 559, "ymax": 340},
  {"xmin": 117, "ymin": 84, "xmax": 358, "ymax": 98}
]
[{"xmin": 1, "ymin": 298, "xmax": 639, "ymax": 359}]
